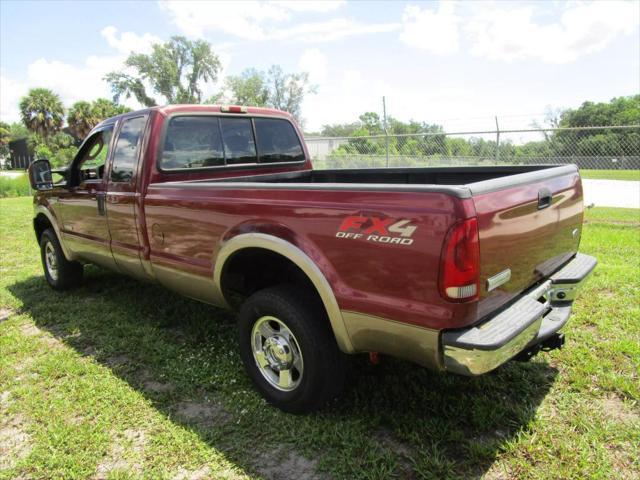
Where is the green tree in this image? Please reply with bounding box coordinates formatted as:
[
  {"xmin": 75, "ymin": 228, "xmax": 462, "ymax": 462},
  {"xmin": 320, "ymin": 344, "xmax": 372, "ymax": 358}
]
[
  {"xmin": 553, "ymin": 95, "xmax": 640, "ymax": 156},
  {"xmin": 266, "ymin": 66, "xmax": 315, "ymax": 121},
  {"xmin": 8, "ymin": 122, "xmax": 30, "ymax": 141},
  {"xmin": 320, "ymin": 122, "xmax": 359, "ymax": 137},
  {"xmin": 68, "ymin": 99, "xmax": 131, "ymax": 140},
  {"xmin": 91, "ymin": 98, "xmax": 131, "ymax": 119},
  {"xmin": 67, "ymin": 101, "xmax": 98, "ymax": 139},
  {"xmin": 222, "ymin": 65, "xmax": 316, "ymax": 121},
  {"xmin": 105, "ymin": 36, "xmax": 221, "ymax": 106},
  {"xmin": 19, "ymin": 88, "xmax": 65, "ymax": 139},
  {"xmin": 358, "ymin": 112, "xmax": 383, "ymax": 135},
  {"xmin": 223, "ymin": 68, "xmax": 269, "ymax": 106},
  {"xmin": 0, "ymin": 122, "xmax": 10, "ymax": 157}
]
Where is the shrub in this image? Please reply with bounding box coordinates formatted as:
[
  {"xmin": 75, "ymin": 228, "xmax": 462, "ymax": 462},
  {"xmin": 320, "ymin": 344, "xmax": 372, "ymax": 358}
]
[{"xmin": 0, "ymin": 173, "xmax": 31, "ymax": 197}]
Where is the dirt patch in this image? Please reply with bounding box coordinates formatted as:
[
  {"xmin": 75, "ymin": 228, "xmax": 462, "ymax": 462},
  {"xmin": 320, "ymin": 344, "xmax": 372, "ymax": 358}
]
[
  {"xmin": 483, "ymin": 462, "xmax": 514, "ymax": 480},
  {"xmin": 0, "ymin": 391, "xmax": 11, "ymax": 409},
  {"xmin": 0, "ymin": 307, "xmax": 14, "ymax": 323},
  {"xmin": 13, "ymin": 356, "xmax": 35, "ymax": 376},
  {"xmin": 82, "ymin": 345, "xmax": 98, "ymax": 357},
  {"xmin": 607, "ymin": 443, "xmax": 638, "ymax": 479},
  {"xmin": 375, "ymin": 428, "xmax": 414, "ymax": 474},
  {"xmin": 254, "ymin": 449, "xmax": 326, "ymax": 480},
  {"xmin": 19, "ymin": 323, "xmax": 40, "ymax": 337},
  {"xmin": 93, "ymin": 429, "xmax": 147, "ymax": 479},
  {"xmin": 138, "ymin": 370, "xmax": 174, "ymax": 394},
  {"xmin": 143, "ymin": 379, "xmax": 174, "ymax": 394},
  {"xmin": 17, "ymin": 323, "xmax": 60, "ymax": 348},
  {"xmin": 104, "ymin": 354, "xmax": 131, "ymax": 367},
  {"xmin": 601, "ymin": 395, "xmax": 639, "ymax": 424},
  {"xmin": 0, "ymin": 414, "xmax": 32, "ymax": 470},
  {"xmin": 172, "ymin": 466, "xmax": 212, "ymax": 480},
  {"xmin": 173, "ymin": 400, "xmax": 230, "ymax": 426}
]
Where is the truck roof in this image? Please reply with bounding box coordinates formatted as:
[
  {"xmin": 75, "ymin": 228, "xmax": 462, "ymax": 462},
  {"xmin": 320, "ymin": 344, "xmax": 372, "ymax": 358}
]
[{"xmin": 95, "ymin": 104, "xmax": 293, "ymax": 130}]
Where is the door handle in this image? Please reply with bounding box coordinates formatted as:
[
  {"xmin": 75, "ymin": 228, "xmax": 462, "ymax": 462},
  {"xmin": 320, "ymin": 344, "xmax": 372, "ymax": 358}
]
[
  {"xmin": 538, "ymin": 187, "xmax": 552, "ymax": 210},
  {"xmin": 96, "ymin": 192, "xmax": 106, "ymax": 216}
]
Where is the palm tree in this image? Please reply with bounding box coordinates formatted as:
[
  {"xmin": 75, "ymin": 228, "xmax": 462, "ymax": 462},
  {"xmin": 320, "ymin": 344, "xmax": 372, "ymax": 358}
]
[
  {"xmin": 19, "ymin": 88, "xmax": 64, "ymax": 139},
  {"xmin": 67, "ymin": 101, "xmax": 97, "ymax": 139},
  {"xmin": 66, "ymin": 99, "xmax": 131, "ymax": 140},
  {"xmin": 91, "ymin": 98, "xmax": 131, "ymax": 120}
]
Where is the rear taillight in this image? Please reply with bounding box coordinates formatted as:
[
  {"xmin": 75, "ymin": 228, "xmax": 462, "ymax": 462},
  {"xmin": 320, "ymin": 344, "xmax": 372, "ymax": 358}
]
[{"xmin": 439, "ymin": 217, "xmax": 480, "ymax": 302}]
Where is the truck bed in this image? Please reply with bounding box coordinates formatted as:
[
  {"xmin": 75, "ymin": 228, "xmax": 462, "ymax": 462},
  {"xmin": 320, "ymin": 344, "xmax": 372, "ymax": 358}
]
[
  {"xmin": 177, "ymin": 164, "xmax": 577, "ymax": 196},
  {"xmin": 151, "ymin": 164, "xmax": 583, "ymax": 331}
]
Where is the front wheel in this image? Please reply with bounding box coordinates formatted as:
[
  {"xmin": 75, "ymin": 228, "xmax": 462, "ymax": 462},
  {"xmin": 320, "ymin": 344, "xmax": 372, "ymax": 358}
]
[
  {"xmin": 238, "ymin": 285, "xmax": 346, "ymax": 413},
  {"xmin": 40, "ymin": 229, "xmax": 83, "ymax": 290}
]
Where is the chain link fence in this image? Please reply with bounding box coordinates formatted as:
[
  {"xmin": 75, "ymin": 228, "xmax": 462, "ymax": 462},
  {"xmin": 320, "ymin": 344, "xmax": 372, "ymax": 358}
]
[{"xmin": 306, "ymin": 125, "xmax": 640, "ymax": 170}]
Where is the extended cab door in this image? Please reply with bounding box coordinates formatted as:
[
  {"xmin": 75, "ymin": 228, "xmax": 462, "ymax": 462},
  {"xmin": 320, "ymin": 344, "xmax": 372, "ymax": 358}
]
[
  {"xmin": 105, "ymin": 115, "xmax": 149, "ymax": 280},
  {"xmin": 56, "ymin": 126, "xmax": 118, "ymax": 269}
]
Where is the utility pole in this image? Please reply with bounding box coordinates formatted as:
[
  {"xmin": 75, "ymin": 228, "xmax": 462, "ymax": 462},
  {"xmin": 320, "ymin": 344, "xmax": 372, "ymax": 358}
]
[
  {"xmin": 495, "ymin": 116, "xmax": 500, "ymax": 163},
  {"xmin": 383, "ymin": 96, "xmax": 389, "ymax": 167}
]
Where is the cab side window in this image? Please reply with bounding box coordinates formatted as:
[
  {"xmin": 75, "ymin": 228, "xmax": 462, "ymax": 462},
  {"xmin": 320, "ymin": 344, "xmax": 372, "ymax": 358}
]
[
  {"xmin": 111, "ymin": 116, "xmax": 147, "ymax": 183},
  {"xmin": 75, "ymin": 127, "xmax": 113, "ymax": 185}
]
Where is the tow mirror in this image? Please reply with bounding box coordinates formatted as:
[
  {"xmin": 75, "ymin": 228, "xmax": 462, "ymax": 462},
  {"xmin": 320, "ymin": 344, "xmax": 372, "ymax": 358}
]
[{"xmin": 28, "ymin": 159, "xmax": 53, "ymax": 191}]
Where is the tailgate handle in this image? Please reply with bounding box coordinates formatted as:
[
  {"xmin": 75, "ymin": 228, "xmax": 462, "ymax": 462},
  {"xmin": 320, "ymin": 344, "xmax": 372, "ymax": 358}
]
[{"xmin": 538, "ymin": 188, "xmax": 552, "ymax": 210}]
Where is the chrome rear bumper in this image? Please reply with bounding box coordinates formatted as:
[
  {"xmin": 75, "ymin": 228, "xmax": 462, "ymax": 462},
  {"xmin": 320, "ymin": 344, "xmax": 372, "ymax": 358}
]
[{"xmin": 442, "ymin": 253, "xmax": 597, "ymax": 376}]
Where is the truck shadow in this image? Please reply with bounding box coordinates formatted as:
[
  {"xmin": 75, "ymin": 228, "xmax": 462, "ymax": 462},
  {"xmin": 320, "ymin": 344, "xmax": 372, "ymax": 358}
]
[{"xmin": 9, "ymin": 268, "xmax": 557, "ymax": 479}]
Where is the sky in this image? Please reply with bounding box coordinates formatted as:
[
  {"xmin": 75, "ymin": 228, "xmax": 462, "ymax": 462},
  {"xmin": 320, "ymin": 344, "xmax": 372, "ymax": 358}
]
[{"xmin": 1, "ymin": 0, "xmax": 639, "ymax": 134}]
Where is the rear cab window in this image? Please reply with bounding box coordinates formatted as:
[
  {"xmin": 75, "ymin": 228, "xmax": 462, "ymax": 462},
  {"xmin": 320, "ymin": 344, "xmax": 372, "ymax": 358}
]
[
  {"xmin": 254, "ymin": 118, "xmax": 304, "ymax": 163},
  {"xmin": 160, "ymin": 115, "xmax": 304, "ymax": 171}
]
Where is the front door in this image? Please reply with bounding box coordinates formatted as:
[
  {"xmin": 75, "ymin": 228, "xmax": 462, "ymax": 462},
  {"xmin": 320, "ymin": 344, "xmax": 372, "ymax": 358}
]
[
  {"xmin": 57, "ymin": 126, "xmax": 117, "ymax": 269},
  {"xmin": 105, "ymin": 115, "xmax": 149, "ymax": 280}
]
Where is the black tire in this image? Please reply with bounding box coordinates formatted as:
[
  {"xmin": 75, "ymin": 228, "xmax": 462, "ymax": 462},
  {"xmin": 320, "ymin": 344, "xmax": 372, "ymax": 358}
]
[
  {"xmin": 238, "ymin": 285, "xmax": 347, "ymax": 414},
  {"xmin": 40, "ymin": 228, "xmax": 83, "ymax": 290}
]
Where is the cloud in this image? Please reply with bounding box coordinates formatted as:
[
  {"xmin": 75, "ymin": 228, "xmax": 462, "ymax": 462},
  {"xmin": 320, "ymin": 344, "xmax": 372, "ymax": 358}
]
[
  {"xmin": 0, "ymin": 27, "xmax": 168, "ymax": 123},
  {"xmin": 0, "ymin": 75, "xmax": 27, "ymax": 122},
  {"xmin": 298, "ymin": 49, "xmax": 328, "ymax": 84},
  {"xmin": 101, "ymin": 26, "xmax": 161, "ymax": 55},
  {"xmin": 272, "ymin": 18, "xmax": 400, "ymax": 43},
  {"xmin": 301, "ymin": 68, "xmax": 394, "ymax": 132},
  {"xmin": 270, "ymin": 1, "xmax": 346, "ymax": 13},
  {"xmin": 466, "ymin": 1, "xmax": 640, "ymax": 63},
  {"xmin": 399, "ymin": 2, "xmax": 461, "ymax": 54},
  {"xmin": 160, "ymin": 0, "xmax": 398, "ymax": 43},
  {"xmin": 159, "ymin": 1, "xmax": 288, "ymax": 40}
]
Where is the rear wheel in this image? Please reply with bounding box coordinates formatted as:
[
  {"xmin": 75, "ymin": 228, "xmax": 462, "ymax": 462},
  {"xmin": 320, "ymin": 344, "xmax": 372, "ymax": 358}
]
[
  {"xmin": 238, "ymin": 285, "xmax": 346, "ymax": 413},
  {"xmin": 40, "ymin": 229, "xmax": 83, "ymax": 290}
]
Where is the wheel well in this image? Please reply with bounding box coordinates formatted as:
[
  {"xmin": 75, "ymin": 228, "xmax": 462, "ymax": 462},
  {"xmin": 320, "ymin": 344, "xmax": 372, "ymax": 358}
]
[
  {"xmin": 34, "ymin": 213, "xmax": 53, "ymax": 242},
  {"xmin": 220, "ymin": 247, "xmax": 320, "ymax": 307}
]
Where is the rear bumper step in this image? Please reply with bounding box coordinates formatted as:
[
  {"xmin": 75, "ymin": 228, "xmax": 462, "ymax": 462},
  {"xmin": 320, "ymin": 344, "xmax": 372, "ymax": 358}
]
[{"xmin": 442, "ymin": 253, "xmax": 596, "ymax": 376}]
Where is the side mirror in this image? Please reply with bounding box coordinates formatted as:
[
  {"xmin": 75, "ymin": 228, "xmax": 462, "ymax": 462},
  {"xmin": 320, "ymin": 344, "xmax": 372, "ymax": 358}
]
[{"xmin": 28, "ymin": 159, "xmax": 53, "ymax": 191}]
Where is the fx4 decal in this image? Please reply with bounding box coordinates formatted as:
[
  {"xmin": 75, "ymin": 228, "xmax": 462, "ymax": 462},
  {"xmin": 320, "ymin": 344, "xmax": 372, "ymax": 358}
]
[{"xmin": 336, "ymin": 215, "xmax": 417, "ymax": 245}]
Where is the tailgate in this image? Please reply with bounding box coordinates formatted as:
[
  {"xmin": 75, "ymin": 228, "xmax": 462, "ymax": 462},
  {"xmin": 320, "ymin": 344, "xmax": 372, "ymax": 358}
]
[{"xmin": 470, "ymin": 166, "xmax": 584, "ymax": 318}]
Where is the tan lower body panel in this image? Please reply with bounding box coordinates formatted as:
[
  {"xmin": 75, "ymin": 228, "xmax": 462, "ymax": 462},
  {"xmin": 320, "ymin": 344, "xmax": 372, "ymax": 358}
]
[
  {"xmin": 341, "ymin": 311, "xmax": 442, "ymax": 370},
  {"xmin": 153, "ymin": 263, "xmax": 224, "ymax": 307}
]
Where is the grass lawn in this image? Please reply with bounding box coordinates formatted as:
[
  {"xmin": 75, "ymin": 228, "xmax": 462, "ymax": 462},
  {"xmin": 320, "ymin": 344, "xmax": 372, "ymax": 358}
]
[
  {"xmin": 0, "ymin": 173, "xmax": 30, "ymax": 198},
  {"xmin": 580, "ymin": 169, "xmax": 640, "ymax": 181},
  {"xmin": 1, "ymin": 197, "xmax": 638, "ymax": 479}
]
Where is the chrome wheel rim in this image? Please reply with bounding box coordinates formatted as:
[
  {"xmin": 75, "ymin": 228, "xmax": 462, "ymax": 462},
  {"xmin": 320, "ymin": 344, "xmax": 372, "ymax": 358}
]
[
  {"xmin": 44, "ymin": 241, "xmax": 58, "ymax": 282},
  {"xmin": 251, "ymin": 316, "xmax": 304, "ymax": 392}
]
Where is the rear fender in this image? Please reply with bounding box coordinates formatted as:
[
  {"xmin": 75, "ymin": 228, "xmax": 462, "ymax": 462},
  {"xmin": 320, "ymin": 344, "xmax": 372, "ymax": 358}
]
[{"xmin": 213, "ymin": 232, "xmax": 354, "ymax": 353}]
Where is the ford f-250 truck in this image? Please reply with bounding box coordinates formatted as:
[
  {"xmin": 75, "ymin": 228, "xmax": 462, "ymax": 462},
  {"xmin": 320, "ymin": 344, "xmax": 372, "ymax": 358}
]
[{"xmin": 28, "ymin": 105, "xmax": 596, "ymax": 413}]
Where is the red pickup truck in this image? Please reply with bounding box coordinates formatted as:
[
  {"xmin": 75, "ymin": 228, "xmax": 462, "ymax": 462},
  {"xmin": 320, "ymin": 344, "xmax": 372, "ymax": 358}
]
[{"xmin": 29, "ymin": 105, "xmax": 596, "ymax": 413}]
